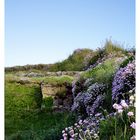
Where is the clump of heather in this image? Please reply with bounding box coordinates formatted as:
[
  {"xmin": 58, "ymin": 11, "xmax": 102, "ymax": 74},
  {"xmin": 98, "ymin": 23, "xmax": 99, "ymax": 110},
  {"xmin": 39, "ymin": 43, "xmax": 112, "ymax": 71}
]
[
  {"xmin": 72, "ymin": 83, "xmax": 106, "ymax": 116},
  {"xmin": 112, "ymin": 60, "xmax": 135, "ymax": 102}
]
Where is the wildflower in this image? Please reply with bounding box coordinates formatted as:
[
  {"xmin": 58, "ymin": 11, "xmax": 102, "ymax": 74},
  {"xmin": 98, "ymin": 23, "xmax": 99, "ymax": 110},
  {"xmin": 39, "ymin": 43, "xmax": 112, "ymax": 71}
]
[
  {"xmin": 121, "ymin": 100, "xmax": 128, "ymax": 108},
  {"xmin": 69, "ymin": 129, "xmax": 74, "ymax": 135},
  {"xmin": 83, "ymin": 120, "xmax": 88, "ymax": 123},
  {"xmin": 76, "ymin": 125, "xmax": 80, "ymax": 128},
  {"xmin": 70, "ymin": 138, "xmax": 74, "ymax": 140},
  {"xmin": 130, "ymin": 122, "xmax": 136, "ymax": 129},
  {"xmin": 118, "ymin": 109, "xmax": 123, "ymax": 113},
  {"xmin": 130, "ymin": 95, "xmax": 135, "ymax": 101},
  {"xmin": 134, "ymin": 102, "xmax": 136, "ymax": 107},
  {"xmin": 62, "ymin": 130, "xmax": 65, "ymax": 133},
  {"xmin": 64, "ymin": 137, "xmax": 67, "ymax": 140},
  {"xmin": 127, "ymin": 112, "xmax": 134, "ymax": 116},
  {"xmin": 71, "ymin": 134, "xmax": 75, "ymax": 138},
  {"xmin": 74, "ymin": 123, "xmax": 78, "ymax": 126},
  {"xmin": 78, "ymin": 120, "xmax": 83, "ymax": 125},
  {"xmin": 113, "ymin": 103, "xmax": 119, "ymax": 109},
  {"xmin": 130, "ymin": 135, "xmax": 136, "ymax": 140},
  {"xmin": 94, "ymin": 133, "xmax": 98, "ymax": 138},
  {"xmin": 95, "ymin": 113, "xmax": 102, "ymax": 117}
]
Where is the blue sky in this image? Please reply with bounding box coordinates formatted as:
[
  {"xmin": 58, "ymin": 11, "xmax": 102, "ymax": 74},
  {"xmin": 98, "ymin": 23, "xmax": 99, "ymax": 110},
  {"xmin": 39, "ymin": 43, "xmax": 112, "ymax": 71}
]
[{"xmin": 5, "ymin": 0, "xmax": 135, "ymax": 67}]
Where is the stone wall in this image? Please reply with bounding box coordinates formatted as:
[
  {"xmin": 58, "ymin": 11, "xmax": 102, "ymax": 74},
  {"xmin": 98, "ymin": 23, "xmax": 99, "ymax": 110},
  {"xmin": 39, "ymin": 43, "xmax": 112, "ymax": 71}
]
[{"xmin": 41, "ymin": 83, "xmax": 66, "ymax": 98}]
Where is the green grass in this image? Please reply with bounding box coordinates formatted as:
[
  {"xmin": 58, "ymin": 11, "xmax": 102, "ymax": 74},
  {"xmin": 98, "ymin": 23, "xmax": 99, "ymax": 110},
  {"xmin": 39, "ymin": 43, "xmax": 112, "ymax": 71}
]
[
  {"xmin": 83, "ymin": 58, "xmax": 122, "ymax": 84},
  {"xmin": 32, "ymin": 75, "xmax": 74, "ymax": 85},
  {"xmin": 5, "ymin": 82, "xmax": 76, "ymax": 140},
  {"xmin": 5, "ymin": 74, "xmax": 74, "ymax": 86}
]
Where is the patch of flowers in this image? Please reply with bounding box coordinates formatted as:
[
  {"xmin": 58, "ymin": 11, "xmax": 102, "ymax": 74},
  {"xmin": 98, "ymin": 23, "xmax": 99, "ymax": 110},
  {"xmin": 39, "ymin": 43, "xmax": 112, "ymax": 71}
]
[
  {"xmin": 63, "ymin": 89, "xmax": 136, "ymax": 140},
  {"xmin": 72, "ymin": 83, "xmax": 106, "ymax": 116},
  {"xmin": 61, "ymin": 113, "xmax": 104, "ymax": 140},
  {"xmin": 112, "ymin": 60, "xmax": 135, "ymax": 102}
]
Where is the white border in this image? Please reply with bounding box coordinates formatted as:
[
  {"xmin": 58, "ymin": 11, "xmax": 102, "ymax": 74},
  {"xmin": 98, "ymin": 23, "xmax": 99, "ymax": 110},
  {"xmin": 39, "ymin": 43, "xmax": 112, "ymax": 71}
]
[
  {"xmin": 136, "ymin": 0, "xmax": 140, "ymax": 139},
  {"xmin": 0, "ymin": 0, "xmax": 4, "ymax": 139}
]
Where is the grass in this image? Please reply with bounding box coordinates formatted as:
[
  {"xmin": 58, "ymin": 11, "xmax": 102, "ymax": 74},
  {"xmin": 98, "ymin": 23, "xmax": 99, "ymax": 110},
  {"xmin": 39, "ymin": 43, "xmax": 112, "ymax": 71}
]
[
  {"xmin": 83, "ymin": 58, "xmax": 122, "ymax": 84},
  {"xmin": 32, "ymin": 75, "xmax": 74, "ymax": 85},
  {"xmin": 5, "ymin": 82, "xmax": 76, "ymax": 140},
  {"xmin": 5, "ymin": 74, "xmax": 74, "ymax": 86}
]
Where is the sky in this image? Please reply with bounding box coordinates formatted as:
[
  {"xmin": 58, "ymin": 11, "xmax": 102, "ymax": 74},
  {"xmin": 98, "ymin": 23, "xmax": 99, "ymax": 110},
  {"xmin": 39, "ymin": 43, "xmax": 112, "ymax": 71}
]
[{"xmin": 5, "ymin": 0, "xmax": 135, "ymax": 67}]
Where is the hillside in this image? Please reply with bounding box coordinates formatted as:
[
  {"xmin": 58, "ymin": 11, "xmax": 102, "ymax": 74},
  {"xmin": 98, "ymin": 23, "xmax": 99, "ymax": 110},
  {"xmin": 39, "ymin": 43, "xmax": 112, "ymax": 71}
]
[
  {"xmin": 5, "ymin": 40, "xmax": 135, "ymax": 140},
  {"xmin": 5, "ymin": 48, "xmax": 94, "ymax": 72}
]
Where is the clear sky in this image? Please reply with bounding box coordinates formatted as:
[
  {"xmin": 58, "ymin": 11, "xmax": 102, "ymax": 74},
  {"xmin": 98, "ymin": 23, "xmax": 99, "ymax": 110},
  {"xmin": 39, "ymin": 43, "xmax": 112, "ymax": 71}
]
[{"xmin": 5, "ymin": 0, "xmax": 135, "ymax": 67}]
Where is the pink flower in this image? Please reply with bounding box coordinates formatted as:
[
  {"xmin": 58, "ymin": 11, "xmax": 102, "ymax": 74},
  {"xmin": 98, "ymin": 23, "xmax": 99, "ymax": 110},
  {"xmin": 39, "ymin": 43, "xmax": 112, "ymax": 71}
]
[
  {"xmin": 113, "ymin": 103, "xmax": 119, "ymax": 109},
  {"xmin": 130, "ymin": 122, "xmax": 136, "ymax": 129},
  {"xmin": 127, "ymin": 112, "xmax": 134, "ymax": 117},
  {"xmin": 70, "ymin": 138, "xmax": 74, "ymax": 140},
  {"xmin": 130, "ymin": 135, "xmax": 136, "ymax": 140},
  {"xmin": 117, "ymin": 109, "xmax": 123, "ymax": 113},
  {"xmin": 78, "ymin": 120, "xmax": 83, "ymax": 125},
  {"xmin": 63, "ymin": 133, "xmax": 67, "ymax": 137},
  {"xmin": 69, "ymin": 129, "xmax": 74, "ymax": 135},
  {"xmin": 121, "ymin": 100, "xmax": 128, "ymax": 108}
]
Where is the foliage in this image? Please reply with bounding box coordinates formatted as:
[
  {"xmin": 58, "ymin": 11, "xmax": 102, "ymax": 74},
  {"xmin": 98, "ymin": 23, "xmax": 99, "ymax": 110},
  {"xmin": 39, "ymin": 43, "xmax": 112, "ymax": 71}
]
[{"xmin": 119, "ymin": 55, "xmax": 135, "ymax": 68}]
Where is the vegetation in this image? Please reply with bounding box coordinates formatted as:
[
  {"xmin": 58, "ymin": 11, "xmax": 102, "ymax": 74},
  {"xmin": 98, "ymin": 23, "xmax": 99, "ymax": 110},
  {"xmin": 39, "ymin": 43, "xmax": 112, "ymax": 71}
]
[
  {"xmin": 5, "ymin": 82, "xmax": 76, "ymax": 140},
  {"xmin": 5, "ymin": 40, "xmax": 135, "ymax": 140}
]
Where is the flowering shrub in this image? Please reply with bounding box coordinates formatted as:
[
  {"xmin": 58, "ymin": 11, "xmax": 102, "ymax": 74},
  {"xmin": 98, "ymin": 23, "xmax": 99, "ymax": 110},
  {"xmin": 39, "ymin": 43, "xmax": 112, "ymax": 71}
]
[
  {"xmin": 72, "ymin": 83, "xmax": 106, "ymax": 116},
  {"xmin": 112, "ymin": 60, "xmax": 135, "ymax": 102}
]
